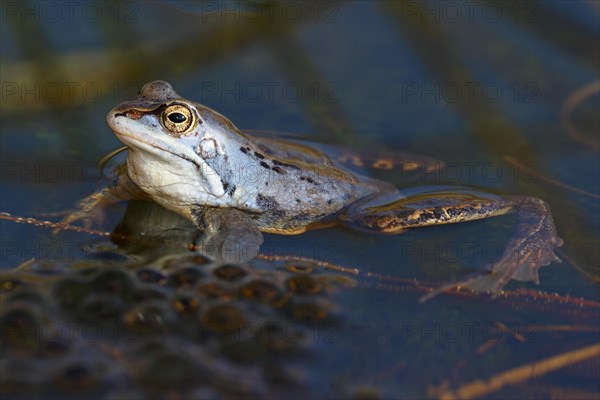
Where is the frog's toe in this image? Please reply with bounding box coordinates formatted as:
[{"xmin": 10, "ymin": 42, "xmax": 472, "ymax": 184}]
[
  {"xmin": 420, "ymin": 267, "xmax": 527, "ymax": 303},
  {"xmin": 52, "ymin": 209, "xmax": 106, "ymax": 235},
  {"xmin": 512, "ymin": 241, "xmax": 563, "ymax": 283},
  {"xmin": 419, "ymin": 274, "xmax": 499, "ymax": 303},
  {"xmin": 52, "ymin": 214, "xmax": 77, "ymax": 235}
]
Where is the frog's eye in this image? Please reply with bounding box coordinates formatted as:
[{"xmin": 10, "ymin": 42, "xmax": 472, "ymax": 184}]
[
  {"xmin": 162, "ymin": 103, "xmax": 197, "ymax": 135},
  {"xmin": 168, "ymin": 113, "xmax": 186, "ymax": 123}
]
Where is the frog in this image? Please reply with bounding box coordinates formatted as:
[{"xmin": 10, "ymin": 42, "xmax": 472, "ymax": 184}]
[{"xmin": 59, "ymin": 80, "xmax": 563, "ymax": 299}]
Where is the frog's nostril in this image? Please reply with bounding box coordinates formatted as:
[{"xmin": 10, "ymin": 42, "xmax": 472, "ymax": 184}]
[{"xmin": 126, "ymin": 110, "xmax": 144, "ymax": 120}]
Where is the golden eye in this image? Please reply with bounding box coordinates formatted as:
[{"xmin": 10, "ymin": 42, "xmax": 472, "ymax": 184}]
[{"xmin": 162, "ymin": 103, "xmax": 197, "ymax": 136}]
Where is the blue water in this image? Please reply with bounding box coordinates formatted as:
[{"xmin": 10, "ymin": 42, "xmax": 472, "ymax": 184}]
[{"xmin": 1, "ymin": 1, "xmax": 598, "ymax": 398}]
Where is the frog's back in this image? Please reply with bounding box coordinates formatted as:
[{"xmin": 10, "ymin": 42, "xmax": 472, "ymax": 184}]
[
  {"xmin": 238, "ymin": 136, "xmax": 382, "ymax": 234},
  {"xmin": 251, "ymin": 136, "xmax": 359, "ymax": 183}
]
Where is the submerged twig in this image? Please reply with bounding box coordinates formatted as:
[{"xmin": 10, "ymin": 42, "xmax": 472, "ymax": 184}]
[
  {"xmin": 438, "ymin": 343, "xmax": 600, "ymax": 400},
  {"xmin": 504, "ymin": 155, "xmax": 600, "ymax": 199},
  {"xmin": 255, "ymin": 254, "xmax": 359, "ymax": 275},
  {"xmin": 0, "ymin": 212, "xmax": 113, "ymax": 237},
  {"xmin": 556, "ymin": 248, "xmax": 600, "ymax": 284},
  {"xmin": 560, "ymin": 80, "xmax": 600, "ymax": 151}
]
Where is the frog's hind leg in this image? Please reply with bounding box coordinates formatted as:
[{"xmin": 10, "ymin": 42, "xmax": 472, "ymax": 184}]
[
  {"xmin": 341, "ymin": 186, "xmax": 515, "ymax": 234},
  {"xmin": 419, "ymin": 196, "xmax": 563, "ymax": 301},
  {"xmin": 341, "ymin": 187, "xmax": 563, "ymax": 300}
]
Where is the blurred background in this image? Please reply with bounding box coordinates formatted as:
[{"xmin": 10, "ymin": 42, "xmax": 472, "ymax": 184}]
[{"xmin": 1, "ymin": 1, "xmax": 599, "ymax": 398}]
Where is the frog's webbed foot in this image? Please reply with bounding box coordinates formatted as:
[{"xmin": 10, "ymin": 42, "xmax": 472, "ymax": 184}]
[
  {"xmin": 193, "ymin": 207, "xmax": 264, "ymax": 263},
  {"xmin": 420, "ymin": 196, "xmax": 563, "ymax": 302}
]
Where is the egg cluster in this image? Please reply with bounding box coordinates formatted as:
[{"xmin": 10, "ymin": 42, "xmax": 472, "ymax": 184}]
[{"xmin": 0, "ymin": 255, "xmax": 357, "ymax": 398}]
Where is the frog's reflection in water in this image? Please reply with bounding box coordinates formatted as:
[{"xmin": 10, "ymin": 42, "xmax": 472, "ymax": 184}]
[
  {"xmin": 110, "ymin": 200, "xmax": 201, "ymax": 263},
  {"xmin": 109, "ymin": 200, "xmax": 266, "ymax": 266}
]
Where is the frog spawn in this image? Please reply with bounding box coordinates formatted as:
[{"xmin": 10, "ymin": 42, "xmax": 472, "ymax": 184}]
[{"xmin": 0, "ymin": 256, "xmax": 359, "ymax": 399}]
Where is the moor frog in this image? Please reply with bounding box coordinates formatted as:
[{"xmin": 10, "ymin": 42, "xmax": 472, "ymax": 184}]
[{"xmin": 61, "ymin": 80, "xmax": 563, "ymax": 299}]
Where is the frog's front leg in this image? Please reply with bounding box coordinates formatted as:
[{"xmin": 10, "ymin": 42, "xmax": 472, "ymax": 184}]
[
  {"xmin": 191, "ymin": 207, "xmax": 264, "ymax": 264},
  {"xmin": 54, "ymin": 166, "xmax": 147, "ymax": 233},
  {"xmin": 341, "ymin": 187, "xmax": 563, "ymax": 299}
]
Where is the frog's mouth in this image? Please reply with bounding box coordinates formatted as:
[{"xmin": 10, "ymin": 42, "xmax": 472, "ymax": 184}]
[{"xmin": 107, "ymin": 106, "xmax": 226, "ymax": 198}]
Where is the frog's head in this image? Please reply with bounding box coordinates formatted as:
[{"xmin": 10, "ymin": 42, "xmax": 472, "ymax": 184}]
[{"xmin": 107, "ymin": 80, "xmax": 245, "ymax": 202}]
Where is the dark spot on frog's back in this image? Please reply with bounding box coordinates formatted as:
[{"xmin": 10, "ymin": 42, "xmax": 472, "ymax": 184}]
[
  {"xmin": 299, "ymin": 176, "xmax": 319, "ymax": 185},
  {"xmin": 240, "ymin": 145, "xmax": 253, "ymax": 155},
  {"xmin": 222, "ymin": 181, "xmax": 236, "ymax": 196},
  {"xmin": 256, "ymin": 194, "xmax": 283, "ymax": 214}
]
